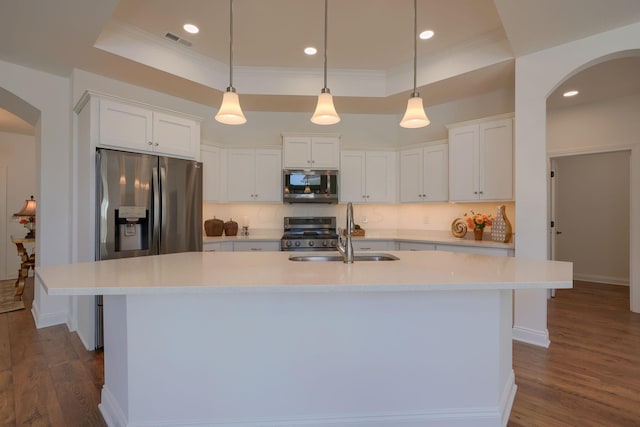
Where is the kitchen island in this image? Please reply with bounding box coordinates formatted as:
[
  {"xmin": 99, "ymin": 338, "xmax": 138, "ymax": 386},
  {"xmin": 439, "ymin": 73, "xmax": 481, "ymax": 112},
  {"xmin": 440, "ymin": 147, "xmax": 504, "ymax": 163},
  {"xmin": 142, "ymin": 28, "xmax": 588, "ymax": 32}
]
[{"xmin": 37, "ymin": 250, "xmax": 572, "ymax": 427}]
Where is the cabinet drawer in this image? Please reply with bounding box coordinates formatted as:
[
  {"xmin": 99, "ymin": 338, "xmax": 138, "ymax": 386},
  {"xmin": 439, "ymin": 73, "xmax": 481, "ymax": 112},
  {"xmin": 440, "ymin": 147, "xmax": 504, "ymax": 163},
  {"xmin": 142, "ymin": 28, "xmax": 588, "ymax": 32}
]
[
  {"xmin": 352, "ymin": 240, "xmax": 396, "ymax": 251},
  {"xmin": 203, "ymin": 242, "xmax": 233, "ymax": 252},
  {"xmin": 233, "ymin": 241, "xmax": 280, "ymax": 252},
  {"xmin": 398, "ymin": 242, "xmax": 436, "ymax": 251}
]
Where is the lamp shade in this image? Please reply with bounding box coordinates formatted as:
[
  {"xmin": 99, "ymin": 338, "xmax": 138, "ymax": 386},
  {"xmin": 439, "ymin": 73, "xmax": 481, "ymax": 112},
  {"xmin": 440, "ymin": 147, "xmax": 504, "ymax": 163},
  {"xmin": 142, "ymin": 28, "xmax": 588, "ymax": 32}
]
[
  {"xmin": 311, "ymin": 92, "xmax": 341, "ymax": 125},
  {"xmin": 13, "ymin": 195, "xmax": 36, "ymax": 218},
  {"xmin": 400, "ymin": 95, "xmax": 430, "ymax": 128},
  {"xmin": 215, "ymin": 90, "xmax": 247, "ymax": 125}
]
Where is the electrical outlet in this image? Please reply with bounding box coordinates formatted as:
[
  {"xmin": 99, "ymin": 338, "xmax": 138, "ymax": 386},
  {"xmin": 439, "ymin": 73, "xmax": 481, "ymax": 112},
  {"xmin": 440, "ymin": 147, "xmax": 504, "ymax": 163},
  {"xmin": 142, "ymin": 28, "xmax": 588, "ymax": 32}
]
[
  {"xmin": 361, "ymin": 216, "xmax": 368, "ymax": 224},
  {"xmin": 423, "ymin": 215, "xmax": 430, "ymax": 224}
]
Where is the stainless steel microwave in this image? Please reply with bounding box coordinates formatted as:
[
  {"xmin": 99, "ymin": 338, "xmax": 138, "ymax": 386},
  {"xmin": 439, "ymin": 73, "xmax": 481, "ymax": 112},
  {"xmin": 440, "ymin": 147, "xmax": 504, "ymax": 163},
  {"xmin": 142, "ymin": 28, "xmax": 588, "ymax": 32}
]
[{"xmin": 283, "ymin": 169, "xmax": 339, "ymax": 204}]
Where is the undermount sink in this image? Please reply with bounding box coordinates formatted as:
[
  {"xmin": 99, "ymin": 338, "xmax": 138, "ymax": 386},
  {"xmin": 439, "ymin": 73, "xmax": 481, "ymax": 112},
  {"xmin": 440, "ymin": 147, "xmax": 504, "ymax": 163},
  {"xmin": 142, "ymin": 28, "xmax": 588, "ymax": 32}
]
[{"xmin": 288, "ymin": 253, "xmax": 399, "ymax": 262}]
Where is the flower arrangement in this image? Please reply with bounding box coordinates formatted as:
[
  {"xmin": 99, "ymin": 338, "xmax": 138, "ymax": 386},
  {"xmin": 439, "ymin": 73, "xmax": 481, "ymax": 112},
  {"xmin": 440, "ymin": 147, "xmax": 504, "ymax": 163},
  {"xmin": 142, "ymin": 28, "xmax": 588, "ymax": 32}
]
[{"xmin": 464, "ymin": 210, "xmax": 492, "ymax": 231}]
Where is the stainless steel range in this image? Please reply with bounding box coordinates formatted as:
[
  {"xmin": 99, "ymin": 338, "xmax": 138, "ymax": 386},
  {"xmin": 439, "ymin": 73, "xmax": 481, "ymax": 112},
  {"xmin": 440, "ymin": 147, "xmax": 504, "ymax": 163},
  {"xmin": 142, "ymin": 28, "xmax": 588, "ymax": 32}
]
[{"xmin": 281, "ymin": 216, "xmax": 339, "ymax": 251}]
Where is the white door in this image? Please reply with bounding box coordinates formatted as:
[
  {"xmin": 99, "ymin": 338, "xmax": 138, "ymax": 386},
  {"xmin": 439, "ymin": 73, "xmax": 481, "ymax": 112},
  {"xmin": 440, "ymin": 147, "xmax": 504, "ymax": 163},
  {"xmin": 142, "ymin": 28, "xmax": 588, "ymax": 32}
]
[
  {"xmin": 448, "ymin": 124, "xmax": 478, "ymax": 201},
  {"xmin": 99, "ymin": 99, "xmax": 153, "ymax": 152},
  {"xmin": 340, "ymin": 151, "xmax": 365, "ymax": 202},
  {"xmin": 423, "ymin": 144, "xmax": 449, "ymax": 202},
  {"xmin": 283, "ymin": 137, "xmax": 312, "ymax": 168},
  {"xmin": 365, "ymin": 152, "xmax": 394, "ymax": 203},
  {"xmin": 400, "ymin": 148, "xmax": 423, "ymax": 202},
  {"xmin": 310, "ymin": 137, "xmax": 340, "ymax": 169},
  {"xmin": 153, "ymin": 112, "xmax": 198, "ymax": 159},
  {"xmin": 254, "ymin": 149, "xmax": 282, "ymax": 202},
  {"xmin": 227, "ymin": 150, "xmax": 256, "ymax": 202},
  {"xmin": 479, "ymin": 118, "xmax": 513, "ymax": 200}
]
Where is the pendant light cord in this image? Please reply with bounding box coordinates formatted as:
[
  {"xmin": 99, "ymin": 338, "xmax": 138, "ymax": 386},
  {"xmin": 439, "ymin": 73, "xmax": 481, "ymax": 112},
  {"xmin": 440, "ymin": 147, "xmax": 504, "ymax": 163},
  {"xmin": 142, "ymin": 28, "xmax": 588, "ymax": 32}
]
[
  {"xmin": 229, "ymin": 0, "xmax": 234, "ymax": 89},
  {"xmin": 412, "ymin": 0, "xmax": 418, "ymax": 97},
  {"xmin": 323, "ymin": 0, "xmax": 328, "ymax": 91}
]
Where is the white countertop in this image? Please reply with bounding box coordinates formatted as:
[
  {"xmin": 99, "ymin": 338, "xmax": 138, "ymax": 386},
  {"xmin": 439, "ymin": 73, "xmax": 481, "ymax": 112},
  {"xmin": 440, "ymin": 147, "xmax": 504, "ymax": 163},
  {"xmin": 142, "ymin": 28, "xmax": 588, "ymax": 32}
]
[
  {"xmin": 37, "ymin": 250, "xmax": 571, "ymax": 296},
  {"xmin": 204, "ymin": 228, "xmax": 515, "ymax": 249}
]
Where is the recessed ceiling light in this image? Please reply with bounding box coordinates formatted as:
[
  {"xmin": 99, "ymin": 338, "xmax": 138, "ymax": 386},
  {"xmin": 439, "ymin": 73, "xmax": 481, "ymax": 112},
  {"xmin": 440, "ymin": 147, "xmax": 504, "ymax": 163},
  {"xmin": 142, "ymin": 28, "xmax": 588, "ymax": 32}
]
[
  {"xmin": 304, "ymin": 47, "xmax": 318, "ymax": 55},
  {"xmin": 563, "ymin": 90, "xmax": 579, "ymax": 97},
  {"xmin": 419, "ymin": 30, "xmax": 434, "ymax": 40},
  {"xmin": 183, "ymin": 23, "xmax": 199, "ymax": 34}
]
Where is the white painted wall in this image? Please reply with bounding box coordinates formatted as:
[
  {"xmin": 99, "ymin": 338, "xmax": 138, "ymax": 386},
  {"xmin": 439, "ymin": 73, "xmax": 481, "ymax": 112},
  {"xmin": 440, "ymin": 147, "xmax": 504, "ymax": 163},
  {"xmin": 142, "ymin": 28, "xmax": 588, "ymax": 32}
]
[
  {"xmin": 513, "ymin": 23, "xmax": 640, "ymax": 347},
  {"xmin": 0, "ymin": 58, "xmax": 72, "ymax": 328},
  {"xmin": 553, "ymin": 152, "xmax": 630, "ymax": 285},
  {"xmin": 0, "ymin": 131, "xmax": 36, "ymax": 280}
]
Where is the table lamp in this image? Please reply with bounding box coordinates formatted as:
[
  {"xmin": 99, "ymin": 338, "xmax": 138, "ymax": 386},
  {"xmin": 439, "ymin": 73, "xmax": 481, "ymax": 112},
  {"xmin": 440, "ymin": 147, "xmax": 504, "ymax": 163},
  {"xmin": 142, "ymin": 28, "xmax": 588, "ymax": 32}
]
[{"xmin": 13, "ymin": 195, "xmax": 36, "ymax": 238}]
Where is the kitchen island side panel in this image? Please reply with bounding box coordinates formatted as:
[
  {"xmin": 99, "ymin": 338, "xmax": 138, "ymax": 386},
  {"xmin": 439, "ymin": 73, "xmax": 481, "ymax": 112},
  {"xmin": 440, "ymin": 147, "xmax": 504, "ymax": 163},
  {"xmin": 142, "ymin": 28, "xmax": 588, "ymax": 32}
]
[{"xmin": 98, "ymin": 289, "xmax": 514, "ymax": 427}]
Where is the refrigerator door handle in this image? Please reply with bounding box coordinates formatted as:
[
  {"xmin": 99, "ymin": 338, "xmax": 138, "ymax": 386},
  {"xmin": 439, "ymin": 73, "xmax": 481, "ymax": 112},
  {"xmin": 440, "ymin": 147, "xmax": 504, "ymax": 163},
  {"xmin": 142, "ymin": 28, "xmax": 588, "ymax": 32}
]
[
  {"xmin": 160, "ymin": 166, "xmax": 168, "ymax": 253},
  {"xmin": 152, "ymin": 166, "xmax": 160, "ymax": 251}
]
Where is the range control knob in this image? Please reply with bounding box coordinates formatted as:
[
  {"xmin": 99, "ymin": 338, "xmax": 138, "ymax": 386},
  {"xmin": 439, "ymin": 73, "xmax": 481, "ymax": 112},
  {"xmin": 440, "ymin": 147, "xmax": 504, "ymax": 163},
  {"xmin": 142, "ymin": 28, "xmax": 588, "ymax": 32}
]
[
  {"xmin": 295, "ymin": 241, "xmax": 301, "ymax": 247},
  {"xmin": 322, "ymin": 240, "xmax": 328, "ymax": 247},
  {"xmin": 286, "ymin": 241, "xmax": 292, "ymax": 247},
  {"xmin": 308, "ymin": 240, "xmax": 315, "ymax": 247}
]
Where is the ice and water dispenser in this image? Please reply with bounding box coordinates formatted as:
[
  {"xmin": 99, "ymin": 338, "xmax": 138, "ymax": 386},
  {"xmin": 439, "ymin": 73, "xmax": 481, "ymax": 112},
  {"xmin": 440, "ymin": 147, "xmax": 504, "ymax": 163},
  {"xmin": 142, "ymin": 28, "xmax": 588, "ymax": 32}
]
[{"xmin": 114, "ymin": 206, "xmax": 149, "ymax": 252}]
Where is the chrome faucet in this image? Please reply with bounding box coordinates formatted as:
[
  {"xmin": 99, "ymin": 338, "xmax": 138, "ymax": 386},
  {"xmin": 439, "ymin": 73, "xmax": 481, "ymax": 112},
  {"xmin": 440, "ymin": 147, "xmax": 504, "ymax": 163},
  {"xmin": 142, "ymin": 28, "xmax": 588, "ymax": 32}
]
[{"xmin": 337, "ymin": 202, "xmax": 355, "ymax": 264}]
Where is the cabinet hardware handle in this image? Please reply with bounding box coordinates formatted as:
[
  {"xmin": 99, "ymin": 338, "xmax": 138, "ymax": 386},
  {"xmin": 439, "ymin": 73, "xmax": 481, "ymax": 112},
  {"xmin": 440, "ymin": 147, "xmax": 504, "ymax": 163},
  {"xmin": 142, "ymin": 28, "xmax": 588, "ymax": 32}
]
[
  {"xmin": 154, "ymin": 143, "xmax": 159, "ymax": 146},
  {"xmin": 148, "ymin": 141, "xmax": 153, "ymax": 145}
]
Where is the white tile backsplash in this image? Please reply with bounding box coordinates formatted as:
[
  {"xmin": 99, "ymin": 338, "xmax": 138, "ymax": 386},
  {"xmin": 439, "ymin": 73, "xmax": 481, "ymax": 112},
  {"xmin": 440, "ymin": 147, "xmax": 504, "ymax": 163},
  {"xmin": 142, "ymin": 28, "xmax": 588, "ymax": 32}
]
[{"xmin": 204, "ymin": 202, "xmax": 515, "ymax": 233}]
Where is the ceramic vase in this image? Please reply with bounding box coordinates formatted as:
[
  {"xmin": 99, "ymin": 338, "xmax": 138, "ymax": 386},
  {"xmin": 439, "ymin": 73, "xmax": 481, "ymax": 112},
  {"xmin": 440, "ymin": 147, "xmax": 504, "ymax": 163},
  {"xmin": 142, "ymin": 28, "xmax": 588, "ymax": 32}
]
[
  {"xmin": 491, "ymin": 205, "xmax": 512, "ymax": 243},
  {"xmin": 473, "ymin": 229, "xmax": 484, "ymax": 241}
]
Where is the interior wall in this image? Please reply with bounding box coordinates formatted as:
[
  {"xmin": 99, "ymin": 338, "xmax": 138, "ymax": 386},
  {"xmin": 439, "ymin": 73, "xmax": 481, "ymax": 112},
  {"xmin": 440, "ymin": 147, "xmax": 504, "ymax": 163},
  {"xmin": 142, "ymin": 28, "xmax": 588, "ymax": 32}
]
[
  {"xmin": 0, "ymin": 131, "xmax": 36, "ymax": 280},
  {"xmin": 553, "ymin": 152, "xmax": 630, "ymax": 285}
]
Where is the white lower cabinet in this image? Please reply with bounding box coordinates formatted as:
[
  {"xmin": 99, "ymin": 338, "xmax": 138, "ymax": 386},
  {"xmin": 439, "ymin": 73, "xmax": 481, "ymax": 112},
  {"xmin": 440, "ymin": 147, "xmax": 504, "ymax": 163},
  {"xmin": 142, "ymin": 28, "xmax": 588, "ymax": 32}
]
[
  {"xmin": 352, "ymin": 240, "xmax": 397, "ymax": 251},
  {"xmin": 203, "ymin": 242, "xmax": 233, "ymax": 252},
  {"xmin": 233, "ymin": 241, "xmax": 281, "ymax": 252},
  {"xmin": 398, "ymin": 242, "xmax": 436, "ymax": 251},
  {"xmin": 227, "ymin": 149, "xmax": 282, "ymax": 202},
  {"xmin": 435, "ymin": 244, "xmax": 514, "ymax": 257}
]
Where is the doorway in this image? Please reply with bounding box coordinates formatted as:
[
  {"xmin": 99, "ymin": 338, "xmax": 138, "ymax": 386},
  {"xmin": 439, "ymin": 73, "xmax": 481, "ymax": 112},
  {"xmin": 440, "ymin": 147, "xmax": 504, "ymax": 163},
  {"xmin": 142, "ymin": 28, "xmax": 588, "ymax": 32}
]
[{"xmin": 551, "ymin": 151, "xmax": 631, "ymax": 290}]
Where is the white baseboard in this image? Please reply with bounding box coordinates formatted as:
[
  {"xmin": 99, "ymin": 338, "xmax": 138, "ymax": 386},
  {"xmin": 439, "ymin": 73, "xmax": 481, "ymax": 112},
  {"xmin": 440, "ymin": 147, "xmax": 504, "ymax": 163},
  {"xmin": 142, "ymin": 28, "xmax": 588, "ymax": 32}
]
[
  {"xmin": 31, "ymin": 303, "xmax": 68, "ymax": 329},
  {"xmin": 574, "ymin": 273, "xmax": 629, "ymax": 286},
  {"xmin": 100, "ymin": 386, "xmax": 127, "ymax": 427},
  {"xmin": 512, "ymin": 326, "xmax": 550, "ymax": 348}
]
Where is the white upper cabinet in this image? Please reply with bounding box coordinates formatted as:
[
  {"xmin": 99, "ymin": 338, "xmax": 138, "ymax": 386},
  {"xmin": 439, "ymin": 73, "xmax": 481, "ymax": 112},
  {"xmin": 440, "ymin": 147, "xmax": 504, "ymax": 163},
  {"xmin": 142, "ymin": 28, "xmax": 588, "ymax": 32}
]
[
  {"xmin": 201, "ymin": 145, "xmax": 222, "ymax": 202},
  {"xmin": 227, "ymin": 149, "xmax": 282, "ymax": 203},
  {"xmin": 340, "ymin": 151, "xmax": 396, "ymax": 203},
  {"xmin": 98, "ymin": 97, "xmax": 200, "ymax": 159},
  {"xmin": 283, "ymin": 136, "xmax": 340, "ymax": 169},
  {"xmin": 448, "ymin": 116, "xmax": 513, "ymax": 202},
  {"xmin": 400, "ymin": 143, "xmax": 448, "ymax": 203}
]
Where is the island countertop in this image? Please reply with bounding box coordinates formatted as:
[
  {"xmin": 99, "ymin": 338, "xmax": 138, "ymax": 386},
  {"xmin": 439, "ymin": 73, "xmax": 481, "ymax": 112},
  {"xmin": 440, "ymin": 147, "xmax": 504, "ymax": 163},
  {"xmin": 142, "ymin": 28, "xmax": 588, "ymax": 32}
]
[{"xmin": 37, "ymin": 250, "xmax": 572, "ymax": 296}]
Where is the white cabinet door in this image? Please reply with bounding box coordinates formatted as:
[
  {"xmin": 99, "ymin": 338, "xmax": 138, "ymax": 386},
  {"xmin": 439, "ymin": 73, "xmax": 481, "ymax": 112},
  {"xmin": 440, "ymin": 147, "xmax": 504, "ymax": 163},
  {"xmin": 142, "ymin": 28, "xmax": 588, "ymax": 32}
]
[
  {"xmin": 341, "ymin": 151, "xmax": 395, "ymax": 203},
  {"xmin": 283, "ymin": 136, "xmax": 340, "ymax": 169},
  {"xmin": 153, "ymin": 112, "xmax": 199, "ymax": 158},
  {"xmin": 435, "ymin": 244, "xmax": 513, "ymax": 257},
  {"xmin": 449, "ymin": 124, "xmax": 479, "ymax": 201},
  {"xmin": 201, "ymin": 146, "xmax": 221, "ymax": 202},
  {"xmin": 365, "ymin": 151, "xmax": 395, "ymax": 203},
  {"xmin": 479, "ymin": 118, "xmax": 513, "ymax": 200},
  {"xmin": 254, "ymin": 149, "xmax": 282, "ymax": 202},
  {"xmin": 340, "ymin": 151, "xmax": 366, "ymax": 202},
  {"xmin": 311, "ymin": 137, "xmax": 340, "ymax": 169},
  {"xmin": 227, "ymin": 149, "xmax": 257, "ymax": 202},
  {"xmin": 282, "ymin": 137, "xmax": 312, "ymax": 168},
  {"xmin": 423, "ymin": 144, "xmax": 449, "ymax": 202},
  {"xmin": 400, "ymin": 148, "xmax": 423, "ymax": 202},
  {"xmin": 352, "ymin": 240, "xmax": 397, "ymax": 251},
  {"xmin": 449, "ymin": 117, "xmax": 513, "ymax": 202},
  {"xmin": 227, "ymin": 149, "xmax": 281, "ymax": 202},
  {"xmin": 400, "ymin": 145, "xmax": 447, "ymax": 203},
  {"xmin": 99, "ymin": 99, "xmax": 153, "ymax": 152}
]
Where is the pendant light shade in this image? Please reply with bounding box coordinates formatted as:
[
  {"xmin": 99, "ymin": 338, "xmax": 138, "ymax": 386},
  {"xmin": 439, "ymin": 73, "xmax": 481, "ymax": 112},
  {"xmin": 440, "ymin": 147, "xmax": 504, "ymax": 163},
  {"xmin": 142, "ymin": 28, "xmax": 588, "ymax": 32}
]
[
  {"xmin": 311, "ymin": 0, "xmax": 340, "ymax": 125},
  {"xmin": 400, "ymin": 0, "xmax": 430, "ymax": 129},
  {"xmin": 215, "ymin": 0, "xmax": 246, "ymax": 125}
]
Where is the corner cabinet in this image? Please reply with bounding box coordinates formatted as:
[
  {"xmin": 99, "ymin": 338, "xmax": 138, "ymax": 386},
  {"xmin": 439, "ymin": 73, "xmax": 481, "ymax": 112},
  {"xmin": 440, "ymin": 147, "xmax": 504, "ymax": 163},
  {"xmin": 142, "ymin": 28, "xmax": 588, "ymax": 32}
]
[
  {"xmin": 399, "ymin": 143, "xmax": 449, "ymax": 203},
  {"xmin": 340, "ymin": 151, "xmax": 396, "ymax": 203},
  {"xmin": 448, "ymin": 115, "xmax": 513, "ymax": 202},
  {"xmin": 98, "ymin": 97, "xmax": 200, "ymax": 159},
  {"xmin": 226, "ymin": 149, "xmax": 282, "ymax": 203},
  {"xmin": 282, "ymin": 136, "xmax": 340, "ymax": 169}
]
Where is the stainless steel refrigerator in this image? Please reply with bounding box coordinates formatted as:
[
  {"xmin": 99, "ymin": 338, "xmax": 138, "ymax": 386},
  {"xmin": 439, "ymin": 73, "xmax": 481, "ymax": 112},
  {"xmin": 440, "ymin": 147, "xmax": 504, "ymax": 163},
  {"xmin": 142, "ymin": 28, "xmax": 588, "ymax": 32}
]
[{"xmin": 95, "ymin": 148, "xmax": 202, "ymax": 348}]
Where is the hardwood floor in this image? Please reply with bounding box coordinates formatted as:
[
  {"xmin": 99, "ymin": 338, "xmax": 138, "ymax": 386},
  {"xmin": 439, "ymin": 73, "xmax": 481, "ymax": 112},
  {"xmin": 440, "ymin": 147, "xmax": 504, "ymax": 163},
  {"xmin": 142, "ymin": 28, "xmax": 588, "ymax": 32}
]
[
  {"xmin": 509, "ymin": 281, "xmax": 640, "ymax": 426},
  {"xmin": 2, "ymin": 279, "xmax": 639, "ymax": 426},
  {"xmin": 0, "ymin": 277, "xmax": 105, "ymax": 426}
]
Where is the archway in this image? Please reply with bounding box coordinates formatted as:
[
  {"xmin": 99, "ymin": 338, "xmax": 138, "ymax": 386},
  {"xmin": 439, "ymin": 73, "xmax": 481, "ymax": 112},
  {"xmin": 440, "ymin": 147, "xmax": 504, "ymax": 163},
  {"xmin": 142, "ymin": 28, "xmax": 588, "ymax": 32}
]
[{"xmin": 513, "ymin": 23, "xmax": 640, "ymax": 348}]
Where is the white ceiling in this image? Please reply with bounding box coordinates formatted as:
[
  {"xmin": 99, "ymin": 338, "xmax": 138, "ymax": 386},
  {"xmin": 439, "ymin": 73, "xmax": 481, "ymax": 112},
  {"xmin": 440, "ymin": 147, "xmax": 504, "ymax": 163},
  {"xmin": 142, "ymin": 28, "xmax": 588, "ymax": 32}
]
[{"xmin": 1, "ymin": 0, "xmax": 640, "ymax": 134}]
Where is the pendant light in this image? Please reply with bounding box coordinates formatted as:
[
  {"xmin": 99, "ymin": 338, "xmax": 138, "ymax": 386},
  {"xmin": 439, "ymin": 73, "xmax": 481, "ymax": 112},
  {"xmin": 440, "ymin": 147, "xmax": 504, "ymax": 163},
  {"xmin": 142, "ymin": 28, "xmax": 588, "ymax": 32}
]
[
  {"xmin": 311, "ymin": 0, "xmax": 340, "ymax": 125},
  {"xmin": 215, "ymin": 0, "xmax": 247, "ymax": 125},
  {"xmin": 400, "ymin": 0, "xmax": 430, "ymax": 128}
]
